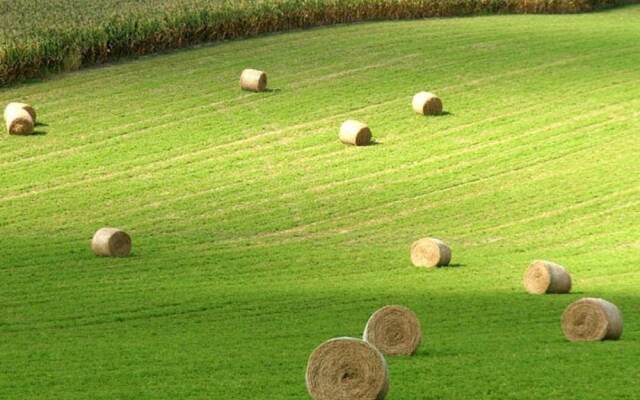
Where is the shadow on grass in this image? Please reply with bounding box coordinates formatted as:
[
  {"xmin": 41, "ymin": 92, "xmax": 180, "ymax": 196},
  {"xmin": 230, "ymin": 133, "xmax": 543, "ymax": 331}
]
[
  {"xmin": 436, "ymin": 111, "xmax": 453, "ymax": 117},
  {"xmin": 417, "ymin": 111, "xmax": 453, "ymax": 119},
  {"xmin": 446, "ymin": 263, "xmax": 465, "ymax": 268}
]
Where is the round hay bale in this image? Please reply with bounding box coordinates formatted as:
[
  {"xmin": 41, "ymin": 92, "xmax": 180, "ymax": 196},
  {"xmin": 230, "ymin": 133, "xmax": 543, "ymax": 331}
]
[
  {"xmin": 306, "ymin": 337, "xmax": 389, "ymax": 400},
  {"xmin": 363, "ymin": 305, "xmax": 421, "ymax": 356},
  {"xmin": 410, "ymin": 238, "xmax": 451, "ymax": 268},
  {"xmin": 240, "ymin": 69, "xmax": 267, "ymax": 92},
  {"xmin": 523, "ymin": 260, "xmax": 572, "ymax": 294},
  {"xmin": 5, "ymin": 108, "xmax": 34, "ymax": 135},
  {"xmin": 339, "ymin": 119, "xmax": 372, "ymax": 146},
  {"xmin": 91, "ymin": 228, "xmax": 132, "ymax": 257},
  {"xmin": 4, "ymin": 102, "xmax": 36, "ymax": 124},
  {"xmin": 561, "ymin": 298, "xmax": 623, "ymax": 342},
  {"xmin": 412, "ymin": 92, "xmax": 443, "ymax": 116}
]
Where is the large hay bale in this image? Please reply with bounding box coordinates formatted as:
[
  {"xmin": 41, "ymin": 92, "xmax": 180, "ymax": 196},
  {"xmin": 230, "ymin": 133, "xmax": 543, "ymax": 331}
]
[
  {"xmin": 523, "ymin": 260, "xmax": 572, "ymax": 294},
  {"xmin": 339, "ymin": 119, "xmax": 372, "ymax": 146},
  {"xmin": 410, "ymin": 237, "xmax": 451, "ymax": 268},
  {"xmin": 363, "ymin": 305, "xmax": 421, "ymax": 356},
  {"xmin": 4, "ymin": 102, "xmax": 36, "ymax": 124},
  {"xmin": 4, "ymin": 108, "xmax": 34, "ymax": 135},
  {"xmin": 240, "ymin": 68, "xmax": 268, "ymax": 92},
  {"xmin": 306, "ymin": 337, "xmax": 389, "ymax": 400},
  {"xmin": 412, "ymin": 92, "xmax": 442, "ymax": 116},
  {"xmin": 91, "ymin": 228, "xmax": 132, "ymax": 257},
  {"xmin": 561, "ymin": 298, "xmax": 623, "ymax": 342}
]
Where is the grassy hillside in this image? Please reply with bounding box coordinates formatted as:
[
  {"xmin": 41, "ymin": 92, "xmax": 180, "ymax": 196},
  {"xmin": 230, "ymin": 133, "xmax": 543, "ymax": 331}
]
[
  {"xmin": 1, "ymin": 0, "xmax": 636, "ymax": 85},
  {"xmin": 1, "ymin": 5, "xmax": 640, "ymax": 399}
]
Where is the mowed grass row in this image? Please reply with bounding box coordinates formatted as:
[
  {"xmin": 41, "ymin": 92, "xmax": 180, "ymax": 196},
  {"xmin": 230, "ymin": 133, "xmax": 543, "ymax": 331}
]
[
  {"xmin": 2, "ymin": 6, "xmax": 640, "ymax": 400},
  {"xmin": 1, "ymin": 0, "xmax": 635, "ymax": 85}
]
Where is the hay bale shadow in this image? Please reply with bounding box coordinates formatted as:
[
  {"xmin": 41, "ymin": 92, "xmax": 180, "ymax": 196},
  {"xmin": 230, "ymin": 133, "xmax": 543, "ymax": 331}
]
[{"xmin": 435, "ymin": 111, "xmax": 453, "ymax": 117}]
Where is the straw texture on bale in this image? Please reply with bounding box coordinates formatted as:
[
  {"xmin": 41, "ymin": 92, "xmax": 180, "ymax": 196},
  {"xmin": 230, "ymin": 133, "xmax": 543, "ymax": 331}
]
[
  {"xmin": 306, "ymin": 337, "xmax": 389, "ymax": 400},
  {"xmin": 339, "ymin": 119, "xmax": 372, "ymax": 146},
  {"xmin": 240, "ymin": 68, "xmax": 267, "ymax": 92},
  {"xmin": 4, "ymin": 107, "xmax": 34, "ymax": 135},
  {"xmin": 412, "ymin": 92, "xmax": 443, "ymax": 115},
  {"xmin": 410, "ymin": 237, "xmax": 451, "ymax": 268},
  {"xmin": 363, "ymin": 305, "xmax": 422, "ymax": 356},
  {"xmin": 91, "ymin": 228, "xmax": 132, "ymax": 257},
  {"xmin": 523, "ymin": 260, "xmax": 572, "ymax": 294},
  {"xmin": 4, "ymin": 102, "xmax": 36, "ymax": 124},
  {"xmin": 561, "ymin": 298, "xmax": 623, "ymax": 342}
]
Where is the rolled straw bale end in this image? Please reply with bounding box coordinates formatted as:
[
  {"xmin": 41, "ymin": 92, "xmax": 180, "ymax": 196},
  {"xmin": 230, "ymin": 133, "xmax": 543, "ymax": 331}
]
[
  {"xmin": 91, "ymin": 228, "xmax": 132, "ymax": 257},
  {"xmin": 412, "ymin": 92, "xmax": 443, "ymax": 116},
  {"xmin": 5, "ymin": 109, "xmax": 34, "ymax": 135},
  {"xmin": 5, "ymin": 102, "xmax": 36, "ymax": 123},
  {"xmin": 240, "ymin": 69, "xmax": 268, "ymax": 92},
  {"xmin": 523, "ymin": 260, "xmax": 572, "ymax": 295},
  {"xmin": 561, "ymin": 298, "xmax": 623, "ymax": 342},
  {"xmin": 339, "ymin": 119, "xmax": 372, "ymax": 146},
  {"xmin": 410, "ymin": 237, "xmax": 451, "ymax": 268},
  {"xmin": 364, "ymin": 305, "xmax": 422, "ymax": 356},
  {"xmin": 306, "ymin": 337, "xmax": 389, "ymax": 400},
  {"xmin": 22, "ymin": 105, "xmax": 36, "ymax": 123}
]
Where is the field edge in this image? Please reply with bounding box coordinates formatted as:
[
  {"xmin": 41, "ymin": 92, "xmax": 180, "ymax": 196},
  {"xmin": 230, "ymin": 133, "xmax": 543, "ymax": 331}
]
[{"xmin": 1, "ymin": 0, "xmax": 638, "ymax": 87}]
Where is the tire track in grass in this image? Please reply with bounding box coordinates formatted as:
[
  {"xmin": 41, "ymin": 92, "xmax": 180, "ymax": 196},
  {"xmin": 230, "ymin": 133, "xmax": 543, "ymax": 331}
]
[
  {"xmin": 4, "ymin": 35, "xmax": 425, "ymax": 126},
  {"xmin": 2, "ymin": 71, "xmax": 636, "ymax": 244},
  {"xmin": 177, "ymin": 67, "xmax": 640, "ymax": 215},
  {"xmin": 456, "ymin": 168, "xmax": 640, "ymax": 240},
  {"xmin": 0, "ymin": 131, "xmax": 632, "ymax": 278},
  {"xmin": 0, "ymin": 50, "xmax": 630, "ymax": 204},
  {"xmin": 197, "ymin": 111, "xmax": 639, "ymax": 248},
  {"xmin": 3, "ymin": 12, "xmax": 640, "ymax": 399},
  {"xmin": 0, "ymin": 25, "xmax": 510, "ymax": 159},
  {"xmin": 3, "ymin": 23, "xmax": 432, "ymax": 109},
  {"xmin": 0, "ymin": 74, "xmax": 620, "ymax": 236},
  {"xmin": 496, "ymin": 188, "xmax": 640, "ymax": 252},
  {"xmin": 3, "ymin": 54, "xmax": 636, "ymax": 208},
  {"xmin": 0, "ymin": 36, "xmax": 636, "ymax": 169},
  {"xmin": 302, "ymin": 88, "xmax": 640, "ymax": 194},
  {"xmin": 8, "ymin": 105, "xmax": 631, "ymax": 258},
  {"xmin": 21, "ymin": 15, "xmax": 503, "ymax": 99},
  {"xmin": 0, "ymin": 32, "xmax": 589, "ymax": 165},
  {"xmin": 383, "ymin": 146, "xmax": 640, "ymax": 255},
  {"xmin": 0, "ymin": 48, "xmax": 437, "ymax": 167},
  {"xmin": 2, "ymin": 32, "xmax": 636, "ymax": 272},
  {"xmin": 0, "ymin": 276, "xmax": 381, "ymax": 330},
  {"xmin": 128, "ymin": 97, "xmax": 640, "ymax": 241}
]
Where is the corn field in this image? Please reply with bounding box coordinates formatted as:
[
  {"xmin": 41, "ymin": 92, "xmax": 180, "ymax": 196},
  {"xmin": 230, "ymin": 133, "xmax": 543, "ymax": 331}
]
[{"xmin": 0, "ymin": 0, "xmax": 635, "ymax": 86}]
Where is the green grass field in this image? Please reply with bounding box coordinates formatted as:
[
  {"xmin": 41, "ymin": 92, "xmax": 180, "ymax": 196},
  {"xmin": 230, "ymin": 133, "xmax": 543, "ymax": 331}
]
[
  {"xmin": 2, "ymin": 0, "xmax": 634, "ymax": 85},
  {"xmin": 1, "ymin": 5, "xmax": 640, "ymax": 399}
]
